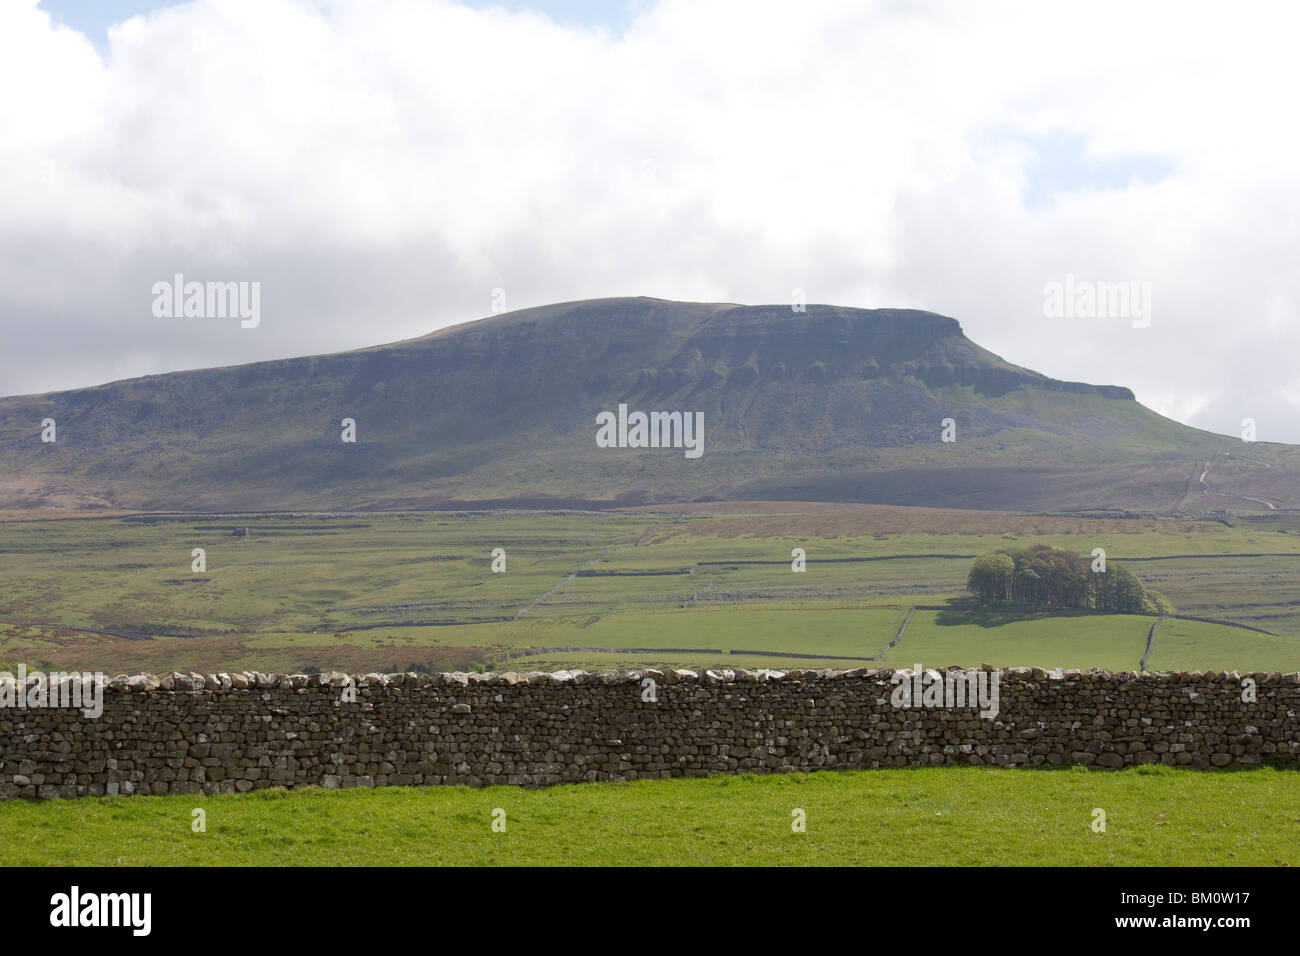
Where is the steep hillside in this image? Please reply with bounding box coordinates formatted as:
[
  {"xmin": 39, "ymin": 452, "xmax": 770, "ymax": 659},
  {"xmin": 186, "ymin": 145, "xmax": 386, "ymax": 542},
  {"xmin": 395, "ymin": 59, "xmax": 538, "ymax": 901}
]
[{"xmin": 0, "ymin": 297, "xmax": 1289, "ymax": 512}]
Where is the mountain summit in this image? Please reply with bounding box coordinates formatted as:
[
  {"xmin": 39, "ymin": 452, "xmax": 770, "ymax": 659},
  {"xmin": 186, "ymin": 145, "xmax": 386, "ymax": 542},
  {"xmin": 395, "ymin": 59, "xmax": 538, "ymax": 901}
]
[{"xmin": 0, "ymin": 297, "xmax": 1291, "ymax": 512}]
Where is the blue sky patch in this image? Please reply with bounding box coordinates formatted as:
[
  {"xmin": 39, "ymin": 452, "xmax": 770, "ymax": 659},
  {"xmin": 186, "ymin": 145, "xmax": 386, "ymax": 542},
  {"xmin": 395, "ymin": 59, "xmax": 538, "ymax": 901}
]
[
  {"xmin": 40, "ymin": 0, "xmax": 642, "ymax": 51},
  {"xmin": 1016, "ymin": 131, "xmax": 1174, "ymax": 207}
]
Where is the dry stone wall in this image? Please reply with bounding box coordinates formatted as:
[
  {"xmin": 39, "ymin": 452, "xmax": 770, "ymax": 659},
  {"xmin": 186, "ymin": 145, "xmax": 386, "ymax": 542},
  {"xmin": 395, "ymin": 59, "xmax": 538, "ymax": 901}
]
[{"xmin": 1, "ymin": 666, "xmax": 1297, "ymax": 799}]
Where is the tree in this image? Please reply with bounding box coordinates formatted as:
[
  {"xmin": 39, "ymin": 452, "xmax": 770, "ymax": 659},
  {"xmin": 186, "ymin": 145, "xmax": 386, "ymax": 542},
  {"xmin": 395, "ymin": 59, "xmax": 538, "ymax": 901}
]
[
  {"xmin": 1110, "ymin": 565, "xmax": 1146, "ymax": 613},
  {"xmin": 967, "ymin": 553, "xmax": 1014, "ymax": 603},
  {"xmin": 1143, "ymin": 588, "xmax": 1176, "ymax": 615},
  {"xmin": 965, "ymin": 545, "xmax": 1158, "ymax": 613}
]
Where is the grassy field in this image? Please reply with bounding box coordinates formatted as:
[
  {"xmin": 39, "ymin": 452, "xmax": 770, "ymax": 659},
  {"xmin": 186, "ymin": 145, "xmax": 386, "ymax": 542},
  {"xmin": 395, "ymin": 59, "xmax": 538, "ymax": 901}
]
[
  {"xmin": 878, "ymin": 609, "xmax": 1155, "ymax": 671},
  {"xmin": 0, "ymin": 765, "xmax": 1293, "ymax": 866},
  {"xmin": 1147, "ymin": 618, "xmax": 1300, "ymax": 673},
  {"xmin": 0, "ymin": 505, "xmax": 1297, "ymax": 675},
  {"xmin": 0, "ymin": 505, "xmax": 1296, "ymax": 871}
]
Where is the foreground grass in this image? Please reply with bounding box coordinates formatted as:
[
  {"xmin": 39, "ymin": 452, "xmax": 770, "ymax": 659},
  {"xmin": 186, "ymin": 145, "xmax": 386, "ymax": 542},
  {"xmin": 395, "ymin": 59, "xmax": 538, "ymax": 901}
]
[{"xmin": 0, "ymin": 765, "xmax": 1295, "ymax": 866}]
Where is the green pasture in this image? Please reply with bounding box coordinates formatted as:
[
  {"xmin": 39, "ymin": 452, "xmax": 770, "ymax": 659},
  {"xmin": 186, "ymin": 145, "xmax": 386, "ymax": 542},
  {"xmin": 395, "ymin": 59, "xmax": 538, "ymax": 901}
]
[
  {"xmin": 0, "ymin": 765, "xmax": 1294, "ymax": 867},
  {"xmin": 0, "ymin": 510, "xmax": 1296, "ymax": 674}
]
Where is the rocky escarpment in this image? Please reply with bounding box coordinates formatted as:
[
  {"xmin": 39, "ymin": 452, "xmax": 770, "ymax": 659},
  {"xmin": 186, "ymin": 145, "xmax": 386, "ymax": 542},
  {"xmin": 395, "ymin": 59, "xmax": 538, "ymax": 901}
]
[{"xmin": 0, "ymin": 297, "xmax": 1226, "ymax": 511}]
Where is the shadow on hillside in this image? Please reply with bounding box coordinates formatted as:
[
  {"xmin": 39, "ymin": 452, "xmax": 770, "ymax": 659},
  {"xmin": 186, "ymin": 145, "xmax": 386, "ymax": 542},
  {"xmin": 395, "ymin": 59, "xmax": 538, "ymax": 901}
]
[{"xmin": 932, "ymin": 600, "xmax": 1124, "ymax": 629}]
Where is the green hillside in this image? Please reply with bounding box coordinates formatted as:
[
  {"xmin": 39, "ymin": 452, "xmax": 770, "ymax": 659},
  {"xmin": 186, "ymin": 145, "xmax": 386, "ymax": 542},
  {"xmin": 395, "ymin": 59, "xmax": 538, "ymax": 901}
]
[
  {"xmin": 1, "ymin": 297, "xmax": 1285, "ymax": 513},
  {"xmin": 1, "ymin": 507, "xmax": 1296, "ymax": 675}
]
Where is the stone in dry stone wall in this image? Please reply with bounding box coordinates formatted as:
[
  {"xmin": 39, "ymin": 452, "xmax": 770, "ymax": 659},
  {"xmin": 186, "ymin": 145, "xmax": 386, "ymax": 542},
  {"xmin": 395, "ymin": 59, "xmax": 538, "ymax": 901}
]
[{"xmin": 0, "ymin": 667, "xmax": 1296, "ymax": 799}]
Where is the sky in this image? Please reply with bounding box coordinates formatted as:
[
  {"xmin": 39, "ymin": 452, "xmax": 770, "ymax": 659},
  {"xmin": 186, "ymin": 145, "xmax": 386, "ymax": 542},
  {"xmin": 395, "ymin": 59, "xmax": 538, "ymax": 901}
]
[{"xmin": 5, "ymin": 0, "xmax": 1300, "ymax": 442}]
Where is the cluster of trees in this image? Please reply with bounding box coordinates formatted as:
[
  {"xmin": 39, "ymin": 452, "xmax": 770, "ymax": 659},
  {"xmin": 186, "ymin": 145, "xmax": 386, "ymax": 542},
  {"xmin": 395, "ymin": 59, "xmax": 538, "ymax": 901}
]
[{"xmin": 966, "ymin": 545, "xmax": 1173, "ymax": 614}]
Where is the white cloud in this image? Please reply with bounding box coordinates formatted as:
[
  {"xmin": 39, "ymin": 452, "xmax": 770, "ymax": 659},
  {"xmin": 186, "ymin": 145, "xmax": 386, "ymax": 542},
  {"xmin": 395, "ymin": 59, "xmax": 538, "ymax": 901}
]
[{"xmin": 1, "ymin": 0, "xmax": 1298, "ymax": 440}]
